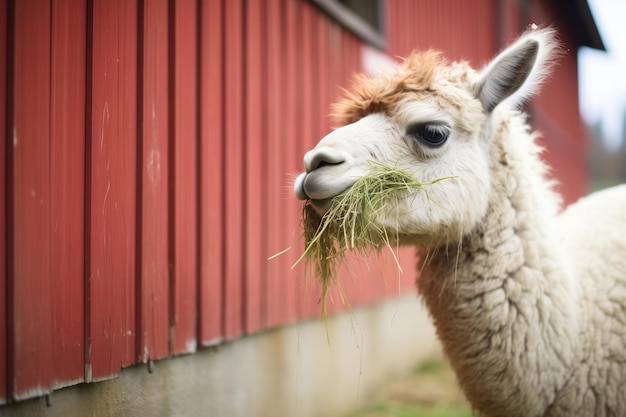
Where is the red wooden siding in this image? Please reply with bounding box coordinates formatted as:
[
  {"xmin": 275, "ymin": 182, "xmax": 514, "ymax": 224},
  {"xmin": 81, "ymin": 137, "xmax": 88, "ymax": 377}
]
[
  {"xmin": 198, "ymin": 0, "xmax": 224, "ymax": 345},
  {"xmin": 1, "ymin": 0, "xmax": 587, "ymax": 404},
  {"xmin": 282, "ymin": 0, "xmax": 302, "ymax": 323},
  {"xmin": 243, "ymin": 0, "xmax": 265, "ymax": 333},
  {"xmin": 5, "ymin": 0, "xmax": 87, "ymax": 400},
  {"xmin": 10, "ymin": 0, "xmax": 54, "ymax": 398},
  {"xmin": 223, "ymin": 0, "xmax": 245, "ymax": 340},
  {"xmin": 86, "ymin": 0, "xmax": 138, "ymax": 381},
  {"xmin": 266, "ymin": 0, "xmax": 289, "ymax": 327},
  {"xmin": 137, "ymin": 0, "xmax": 170, "ymax": 361},
  {"xmin": 50, "ymin": 0, "xmax": 86, "ymax": 388},
  {"xmin": 0, "ymin": 0, "xmax": 7, "ymax": 405},
  {"xmin": 170, "ymin": 0, "xmax": 199, "ymax": 355},
  {"xmin": 387, "ymin": 0, "xmax": 496, "ymax": 65}
]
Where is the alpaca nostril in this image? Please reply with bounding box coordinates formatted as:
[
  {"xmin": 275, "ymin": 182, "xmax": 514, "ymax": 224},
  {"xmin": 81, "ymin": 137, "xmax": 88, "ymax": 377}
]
[{"xmin": 304, "ymin": 149, "xmax": 346, "ymax": 173}]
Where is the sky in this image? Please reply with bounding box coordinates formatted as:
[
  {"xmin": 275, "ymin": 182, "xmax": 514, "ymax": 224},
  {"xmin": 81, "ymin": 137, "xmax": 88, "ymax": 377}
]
[{"xmin": 578, "ymin": 0, "xmax": 626, "ymax": 150}]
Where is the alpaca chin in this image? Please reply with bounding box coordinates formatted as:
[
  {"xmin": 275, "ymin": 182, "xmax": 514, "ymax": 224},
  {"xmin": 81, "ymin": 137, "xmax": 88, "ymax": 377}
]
[{"xmin": 308, "ymin": 198, "xmax": 333, "ymax": 216}]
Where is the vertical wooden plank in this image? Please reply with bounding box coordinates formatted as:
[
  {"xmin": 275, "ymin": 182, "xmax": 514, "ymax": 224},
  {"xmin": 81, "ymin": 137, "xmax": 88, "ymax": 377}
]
[
  {"xmin": 264, "ymin": 0, "xmax": 286, "ymax": 327},
  {"xmin": 86, "ymin": 0, "xmax": 137, "ymax": 381},
  {"xmin": 290, "ymin": 0, "xmax": 312, "ymax": 320},
  {"xmin": 389, "ymin": 0, "xmax": 406, "ymax": 58},
  {"xmin": 498, "ymin": 0, "xmax": 522, "ymax": 47},
  {"xmin": 137, "ymin": 0, "xmax": 170, "ymax": 361},
  {"xmin": 387, "ymin": 0, "xmax": 495, "ymax": 64},
  {"xmin": 223, "ymin": 0, "xmax": 244, "ymax": 339},
  {"xmin": 243, "ymin": 0, "xmax": 265, "ymax": 333},
  {"xmin": 198, "ymin": 0, "xmax": 224, "ymax": 345},
  {"xmin": 50, "ymin": 0, "xmax": 86, "ymax": 388},
  {"xmin": 9, "ymin": 0, "xmax": 54, "ymax": 399},
  {"xmin": 280, "ymin": 0, "xmax": 300, "ymax": 323},
  {"xmin": 290, "ymin": 0, "xmax": 304, "ymax": 320},
  {"xmin": 170, "ymin": 0, "xmax": 198, "ymax": 354},
  {"xmin": 0, "ymin": 0, "xmax": 7, "ymax": 404}
]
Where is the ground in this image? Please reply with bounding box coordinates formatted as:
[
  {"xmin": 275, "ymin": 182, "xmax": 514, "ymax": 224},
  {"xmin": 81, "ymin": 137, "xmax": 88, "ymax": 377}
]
[{"xmin": 346, "ymin": 355, "xmax": 474, "ymax": 417}]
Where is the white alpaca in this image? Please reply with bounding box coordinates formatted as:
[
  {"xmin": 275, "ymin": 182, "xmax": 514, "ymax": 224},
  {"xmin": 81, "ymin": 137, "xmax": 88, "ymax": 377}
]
[{"xmin": 294, "ymin": 28, "xmax": 626, "ymax": 417}]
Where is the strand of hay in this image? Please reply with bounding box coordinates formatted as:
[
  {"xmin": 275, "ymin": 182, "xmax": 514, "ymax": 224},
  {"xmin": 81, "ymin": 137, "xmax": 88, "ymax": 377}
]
[{"xmin": 292, "ymin": 161, "xmax": 455, "ymax": 320}]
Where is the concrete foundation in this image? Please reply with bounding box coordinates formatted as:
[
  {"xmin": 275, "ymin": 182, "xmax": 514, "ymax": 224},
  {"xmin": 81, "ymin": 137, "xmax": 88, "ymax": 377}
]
[{"xmin": 1, "ymin": 294, "xmax": 439, "ymax": 417}]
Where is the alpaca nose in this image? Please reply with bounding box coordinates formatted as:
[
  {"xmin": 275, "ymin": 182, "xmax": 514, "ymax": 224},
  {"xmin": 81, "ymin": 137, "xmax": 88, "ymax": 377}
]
[
  {"xmin": 294, "ymin": 148, "xmax": 351, "ymax": 202},
  {"xmin": 304, "ymin": 148, "xmax": 347, "ymax": 173}
]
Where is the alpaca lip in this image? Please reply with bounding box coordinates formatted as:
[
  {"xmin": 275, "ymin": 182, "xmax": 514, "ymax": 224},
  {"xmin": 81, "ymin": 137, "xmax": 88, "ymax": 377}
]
[
  {"xmin": 295, "ymin": 170, "xmax": 354, "ymax": 202},
  {"xmin": 294, "ymin": 172, "xmax": 308, "ymax": 200},
  {"xmin": 294, "ymin": 173, "xmax": 334, "ymax": 215}
]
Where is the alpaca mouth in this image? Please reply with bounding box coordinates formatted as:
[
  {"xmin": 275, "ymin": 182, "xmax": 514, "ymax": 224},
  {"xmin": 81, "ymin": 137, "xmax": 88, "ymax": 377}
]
[{"xmin": 293, "ymin": 172, "xmax": 354, "ymax": 215}]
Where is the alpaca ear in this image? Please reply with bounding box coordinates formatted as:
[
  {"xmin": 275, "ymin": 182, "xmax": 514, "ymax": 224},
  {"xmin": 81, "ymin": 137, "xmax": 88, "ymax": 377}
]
[{"xmin": 475, "ymin": 27, "xmax": 559, "ymax": 112}]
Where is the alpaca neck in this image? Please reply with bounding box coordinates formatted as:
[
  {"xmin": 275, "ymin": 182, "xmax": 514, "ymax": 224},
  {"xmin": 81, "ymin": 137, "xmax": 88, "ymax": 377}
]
[{"xmin": 417, "ymin": 112, "xmax": 581, "ymax": 416}]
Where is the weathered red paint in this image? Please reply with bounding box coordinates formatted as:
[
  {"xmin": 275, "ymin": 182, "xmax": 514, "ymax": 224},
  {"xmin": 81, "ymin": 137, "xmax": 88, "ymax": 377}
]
[
  {"xmin": 198, "ymin": 0, "xmax": 224, "ymax": 346},
  {"xmin": 244, "ymin": 0, "xmax": 265, "ymax": 334},
  {"xmin": 387, "ymin": 0, "xmax": 495, "ymax": 65},
  {"xmin": 137, "ymin": 0, "xmax": 170, "ymax": 361},
  {"xmin": 170, "ymin": 0, "xmax": 198, "ymax": 355},
  {"xmin": 0, "ymin": 0, "xmax": 7, "ymax": 404},
  {"xmin": 86, "ymin": 0, "xmax": 137, "ymax": 380},
  {"xmin": 223, "ymin": 0, "xmax": 245, "ymax": 339},
  {"xmin": 10, "ymin": 0, "xmax": 54, "ymax": 398},
  {"xmin": 50, "ymin": 0, "xmax": 86, "ymax": 387},
  {"xmin": 281, "ymin": 0, "xmax": 302, "ymax": 323},
  {"xmin": 265, "ymin": 0, "xmax": 286, "ymax": 327}
]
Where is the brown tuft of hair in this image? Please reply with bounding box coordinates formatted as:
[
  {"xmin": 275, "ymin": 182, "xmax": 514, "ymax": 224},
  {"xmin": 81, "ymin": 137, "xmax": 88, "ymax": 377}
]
[{"xmin": 332, "ymin": 50, "xmax": 446, "ymax": 124}]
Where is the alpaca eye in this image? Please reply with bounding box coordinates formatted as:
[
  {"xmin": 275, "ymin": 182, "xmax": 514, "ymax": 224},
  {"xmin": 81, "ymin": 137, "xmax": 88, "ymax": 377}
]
[{"xmin": 409, "ymin": 123, "xmax": 449, "ymax": 147}]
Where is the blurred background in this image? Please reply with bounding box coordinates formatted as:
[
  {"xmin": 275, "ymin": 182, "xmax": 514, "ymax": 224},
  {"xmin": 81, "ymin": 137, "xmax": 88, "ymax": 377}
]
[{"xmin": 580, "ymin": 0, "xmax": 626, "ymax": 190}]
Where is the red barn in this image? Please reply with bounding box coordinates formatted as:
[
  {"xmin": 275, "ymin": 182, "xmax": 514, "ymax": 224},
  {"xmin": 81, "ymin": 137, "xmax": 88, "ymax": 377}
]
[{"xmin": 1, "ymin": 0, "xmax": 603, "ymax": 415}]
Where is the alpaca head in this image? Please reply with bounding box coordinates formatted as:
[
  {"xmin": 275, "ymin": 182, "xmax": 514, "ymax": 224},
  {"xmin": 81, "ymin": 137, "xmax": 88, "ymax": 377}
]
[{"xmin": 294, "ymin": 27, "xmax": 559, "ymax": 247}]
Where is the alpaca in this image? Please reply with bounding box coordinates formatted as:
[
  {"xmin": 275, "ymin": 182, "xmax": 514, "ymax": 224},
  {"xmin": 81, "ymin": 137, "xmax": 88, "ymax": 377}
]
[{"xmin": 293, "ymin": 27, "xmax": 626, "ymax": 417}]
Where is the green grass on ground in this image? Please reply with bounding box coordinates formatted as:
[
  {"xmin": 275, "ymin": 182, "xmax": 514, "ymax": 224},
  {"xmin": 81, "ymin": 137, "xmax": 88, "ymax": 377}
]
[{"xmin": 345, "ymin": 356, "xmax": 475, "ymax": 417}]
